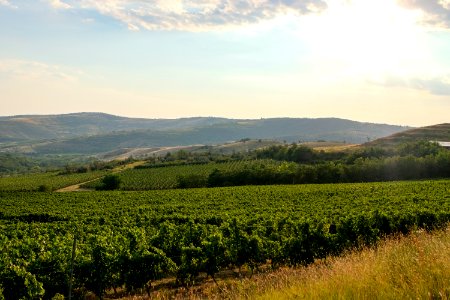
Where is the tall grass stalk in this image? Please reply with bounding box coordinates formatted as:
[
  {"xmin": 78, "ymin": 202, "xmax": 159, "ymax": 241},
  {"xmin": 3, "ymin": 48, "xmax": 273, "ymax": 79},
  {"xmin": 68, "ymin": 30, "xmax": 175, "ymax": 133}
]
[
  {"xmin": 257, "ymin": 228, "xmax": 450, "ymax": 300},
  {"xmin": 130, "ymin": 227, "xmax": 450, "ymax": 299}
]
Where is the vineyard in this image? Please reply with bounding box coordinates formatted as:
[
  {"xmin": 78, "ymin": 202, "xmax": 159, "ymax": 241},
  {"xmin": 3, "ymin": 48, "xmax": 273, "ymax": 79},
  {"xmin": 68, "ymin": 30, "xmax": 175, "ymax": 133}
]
[
  {"xmin": 0, "ymin": 180, "xmax": 449, "ymax": 299},
  {"xmin": 82, "ymin": 159, "xmax": 284, "ymax": 190},
  {"xmin": 0, "ymin": 170, "xmax": 109, "ymax": 192}
]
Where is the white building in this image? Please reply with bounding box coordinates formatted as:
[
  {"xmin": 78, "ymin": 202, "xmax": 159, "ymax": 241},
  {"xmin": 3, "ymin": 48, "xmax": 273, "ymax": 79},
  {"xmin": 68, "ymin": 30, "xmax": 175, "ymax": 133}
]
[{"xmin": 436, "ymin": 141, "xmax": 450, "ymax": 148}]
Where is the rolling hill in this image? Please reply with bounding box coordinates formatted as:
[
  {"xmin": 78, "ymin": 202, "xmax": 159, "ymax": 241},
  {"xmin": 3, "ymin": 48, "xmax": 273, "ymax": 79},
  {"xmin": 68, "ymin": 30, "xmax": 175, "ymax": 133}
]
[
  {"xmin": 365, "ymin": 123, "xmax": 450, "ymax": 148},
  {"xmin": 0, "ymin": 113, "xmax": 229, "ymax": 143},
  {"xmin": 0, "ymin": 113, "xmax": 410, "ymax": 155}
]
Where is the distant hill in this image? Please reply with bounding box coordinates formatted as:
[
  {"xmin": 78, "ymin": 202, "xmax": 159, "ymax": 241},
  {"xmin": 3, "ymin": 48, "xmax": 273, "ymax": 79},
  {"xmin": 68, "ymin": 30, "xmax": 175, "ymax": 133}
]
[
  {"xmin": 0, "ymin": 113, "xmax": 229, "ymax": 143},
  {"xmin": 365, "ymin": 123, "xmax": 450, "ymax": 148},
  {"xmin": 0, "ymin": 113, "xmax": 410, "ymax": 155}
]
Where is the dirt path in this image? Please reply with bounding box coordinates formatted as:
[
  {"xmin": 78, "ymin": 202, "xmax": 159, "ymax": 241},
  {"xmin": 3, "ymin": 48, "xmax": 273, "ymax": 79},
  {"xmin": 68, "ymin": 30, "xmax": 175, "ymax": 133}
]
[{"xmin": 55, "ymin": 161, "xmax": 145, "ymax": 192}]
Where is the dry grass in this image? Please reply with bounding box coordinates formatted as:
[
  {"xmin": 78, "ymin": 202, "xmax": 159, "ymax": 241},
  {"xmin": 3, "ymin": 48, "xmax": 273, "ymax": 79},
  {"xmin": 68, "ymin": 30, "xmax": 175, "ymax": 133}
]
[
  {"xmin": 124, "ymin": 227, "xmax": 450, "ymax": 300},
  {"xmin": 298, "ymin": 141, "xmax": 359, "ymax": 152},
  {"xmin": 257, "ymin": 228, "xmax": 450, "ymax": 300}
]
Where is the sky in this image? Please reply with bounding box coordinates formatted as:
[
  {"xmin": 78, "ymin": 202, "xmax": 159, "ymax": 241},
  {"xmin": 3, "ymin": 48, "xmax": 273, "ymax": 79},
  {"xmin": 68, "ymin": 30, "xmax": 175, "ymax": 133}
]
[{"xmin": 0, "ymin": 0, "xmax": 449, "ymax": 126}]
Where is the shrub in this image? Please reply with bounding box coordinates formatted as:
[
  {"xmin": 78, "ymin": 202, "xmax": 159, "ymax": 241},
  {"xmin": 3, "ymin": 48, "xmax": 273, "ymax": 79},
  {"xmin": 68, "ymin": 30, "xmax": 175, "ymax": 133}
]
[{"xmin": 97, "ymin": 175, "xmax": 121, "ymax": 191}]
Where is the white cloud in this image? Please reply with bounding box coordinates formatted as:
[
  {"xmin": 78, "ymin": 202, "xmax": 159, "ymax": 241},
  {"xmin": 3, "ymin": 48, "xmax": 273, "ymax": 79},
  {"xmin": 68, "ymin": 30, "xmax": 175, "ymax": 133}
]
[
  {"xmin": 410, "ymin": 77, "xmax": 450, "ymax": 95},
  {"xmin": 0, "ymin": 59, "xmax": 82, "ymax": 82},
  {"xmin": 398, "ymin": 0, "xmax": 450, "ymax": 29},
  {"xmin": 369, "ymin": 75, "xmax": 450, "ymax": 96},
  {"xmin": 35, "ymin": 0, "xmax": 450, "ymax": 31},
  {"xmin": 0, "ymin": 0, "xmax": 16, "ymax": 8},
  {"xmin": 47, "ymin": 0, "xmax": 71, "ymax": 9},
  {"xmin": 44, "ymin": 0, "xmax": 327, "ymax": 31}
]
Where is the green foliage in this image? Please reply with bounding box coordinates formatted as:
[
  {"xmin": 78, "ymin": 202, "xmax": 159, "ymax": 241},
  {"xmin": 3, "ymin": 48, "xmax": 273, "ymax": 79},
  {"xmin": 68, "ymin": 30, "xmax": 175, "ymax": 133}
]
[
  {"xmin": 0, "ymin": 264, "xmax": 44, "ymax": 300},
  {"xmin": 0, "ymin": 170, "xmax": 109, "ymax": 191},
  {"xmin": 38, "ymin": 184, "xmax": 52, "ymax": 192},
  {"xmin": 84, "ymin": 141, "xmax": 450, "ymax": 192},
  {"xmin": 0, "ymin": 180, "xmax": 450, "ymax": 297},
  {"xmin": 177, "ymin": 246, "xmax": 204, "ymax": 286},
  {"xmin": 84, "ymin": 160, "xmax": 281, "ymax": 190},
  {"xmin": 122, "ymin": 247, "xmax": 176, "ymax": 294},
  {"xmin": 0, "ymin": 153, "xmax": 37, "ymax": 175},
  {"xmin": 51, "ymin": 294, "xmax": 64, "ymax": 300},
  {"xmin": 97, "ymin": 174, "xmax": 121, "ymax": 191},
  {"xmin": 176, "ymin": 174, "xmax": 208, "ymax": 189},
  {"xmin": 0, "ymin": 153, "xmax": 112, "ymax": 176},
  {"xmin": 201, "ymin": 232, "xmax": 228, "ymax": 278}
]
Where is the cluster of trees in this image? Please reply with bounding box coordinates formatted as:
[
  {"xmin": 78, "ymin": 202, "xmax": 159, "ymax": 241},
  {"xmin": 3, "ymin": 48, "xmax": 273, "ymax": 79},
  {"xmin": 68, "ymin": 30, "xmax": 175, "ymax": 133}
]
[
  {"xmin": 2, "ymin": 209, "xmax": 449, "ymax": 299},
  {"xmin": 0, "ymin": 153, "xmax": 38, "ymax": 174},
  {"xmin": 0, "ymin": 153, "xmax": 128, "ymax": 176},
  {"xmin": 138, "ymin": 149, "xmax": 247, "ymax": 169},
  {"xmin": 176, "ymin": 142, "xmax": 450, "ymax": 188},
  {"xmin": 0, "ymin": 154, "xmax": 87, "ymax": 175},
  {"xmin": 256, "ymin": 141, "xmax": 444, "ymax": 164},
  {"xmin": 204, "ymin": 152, "xmax": 450, "ymax": 187},
  {"xmin": 95, "ymin": 175, "xmax": 122, "ymax": 191},
  {"xmin": 256, "ymin": 144, "xmax": 342, "ymax": 163},
  {"xmin": 60, "ymin": 158, "xmax": 134, "ymax": 175}
]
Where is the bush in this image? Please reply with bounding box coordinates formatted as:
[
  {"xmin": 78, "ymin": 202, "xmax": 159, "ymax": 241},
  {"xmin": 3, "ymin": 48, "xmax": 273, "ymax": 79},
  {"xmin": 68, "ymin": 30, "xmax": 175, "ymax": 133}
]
[
  {"xmin": 176, "ymin": 174, "xmax": 208, "ymax": 188},
  {"xmin": 97, "ymin": 175, "xmax": 121, "ymax": 191},
  {"xmin": 38, "ymin": 184, "xmax": 52, "ymax": 192}
]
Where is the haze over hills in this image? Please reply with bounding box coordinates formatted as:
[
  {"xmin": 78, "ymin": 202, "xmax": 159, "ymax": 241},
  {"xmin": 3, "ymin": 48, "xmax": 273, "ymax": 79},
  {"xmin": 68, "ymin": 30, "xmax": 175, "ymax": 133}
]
[{"xmin": 0, "ymin": 113, "xmax": 411, "ymax": 155}]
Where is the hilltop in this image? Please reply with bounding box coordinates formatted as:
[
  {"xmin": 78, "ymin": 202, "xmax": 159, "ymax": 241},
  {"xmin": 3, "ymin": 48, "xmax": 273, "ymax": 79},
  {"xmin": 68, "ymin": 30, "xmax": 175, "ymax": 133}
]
[{"xmin": 365, "ymin": 123, "xmax": 450, "ymax": 148}]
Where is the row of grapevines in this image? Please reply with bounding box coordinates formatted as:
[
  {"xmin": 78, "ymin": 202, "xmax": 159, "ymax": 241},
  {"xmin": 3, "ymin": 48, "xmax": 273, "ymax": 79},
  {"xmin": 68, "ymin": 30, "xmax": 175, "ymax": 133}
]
[
  {"xmin": 0, "ymin": 170, "xmax": 109, "ymax": 192},
  {"xmin": 0, "ymin": 180, "xmax": 449, "ymax": 298},
  {"xmin": 1, "ymin": 210, "xmax": 449, "ymax": 298},
  {"xmin": 82, "ymin": 159, "xmax": 284, "ymax": 190}
]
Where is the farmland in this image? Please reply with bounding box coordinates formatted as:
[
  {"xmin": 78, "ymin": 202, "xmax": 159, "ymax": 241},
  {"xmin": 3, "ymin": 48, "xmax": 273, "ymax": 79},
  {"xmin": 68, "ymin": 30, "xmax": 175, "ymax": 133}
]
[
  {"xmin": 0, "ymin": 170, "xmax": 109, "ymax": 192},
  {"xmin": 82, "ymin": 159, "xmax": 284, "ymax": 190},
  {"xmin": 1, "ymin": 179, "xmax": 449, "ymax": 299}
]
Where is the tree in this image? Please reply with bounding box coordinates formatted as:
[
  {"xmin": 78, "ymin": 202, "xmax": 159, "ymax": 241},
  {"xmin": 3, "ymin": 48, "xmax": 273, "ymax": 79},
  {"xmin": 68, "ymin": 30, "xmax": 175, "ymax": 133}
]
[{"xmin": 97, "ymin": 175, "xmax": 121, "ymax": 190}]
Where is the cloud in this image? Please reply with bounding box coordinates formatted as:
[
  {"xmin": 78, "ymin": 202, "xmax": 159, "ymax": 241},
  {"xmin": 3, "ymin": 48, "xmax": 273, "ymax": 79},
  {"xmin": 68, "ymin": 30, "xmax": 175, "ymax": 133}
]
[
  {"xmin": 370, "ymin": 75, "xmax": 450, "ymax": 96},
  {"xmin": 47, "ymin": 0, "xmax": 72, "ymax": 9},
  {"xmin": 397, "ymin": 0, "xmax": 450, "ymax": 29},
  {"xmin": 43, "ymin": 0, "xmax": 328, "ymax": 31},
  {"xmin": 0, "ymin": 0, "xmax": 16, "ymax": 8},
  {"xmin": 0, "ymin": 59, "xmax": 82, "ymax": 82},
  {"xmin": 409, "ymin": 77, "xmax": 450, "ymax": 95}
]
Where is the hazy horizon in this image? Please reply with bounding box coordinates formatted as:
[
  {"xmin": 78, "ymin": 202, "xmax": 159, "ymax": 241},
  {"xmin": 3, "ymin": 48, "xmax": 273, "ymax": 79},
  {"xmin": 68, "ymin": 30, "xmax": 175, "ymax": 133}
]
[
  {"xmin": 1, "ymin": 0, "xmax": 449, "ymax": 127},
  {"xmin": 0, "ymin": 111, "xmax": 419, "ymax": 127}
]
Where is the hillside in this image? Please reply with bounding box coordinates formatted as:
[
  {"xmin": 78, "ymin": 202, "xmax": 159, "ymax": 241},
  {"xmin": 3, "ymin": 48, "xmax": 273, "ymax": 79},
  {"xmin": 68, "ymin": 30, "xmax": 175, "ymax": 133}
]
[
  {"xmin": 0, "ymin": 113, "xmax": 409, "ymax": 155},
  {"xmin": 0, "ymin": 113, "xmax": 229, "ymax": 143},
  {"xmin": 365, "ymin": 123, "xmax": 450, "ymax": 148}
]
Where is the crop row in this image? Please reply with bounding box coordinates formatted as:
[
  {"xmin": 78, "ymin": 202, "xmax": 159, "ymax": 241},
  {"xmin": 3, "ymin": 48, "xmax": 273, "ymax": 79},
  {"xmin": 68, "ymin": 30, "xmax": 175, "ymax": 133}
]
[
  {"xmin": 0, "ymin": 180, "xmax": 449, "ymax": 299},
  {"xmin": 82, "ymin": 159, "xmax": 283, "ymax": 190},
  {"xmin": 0, "ymin": 170, "xmax": 109, "ymax": 192}
]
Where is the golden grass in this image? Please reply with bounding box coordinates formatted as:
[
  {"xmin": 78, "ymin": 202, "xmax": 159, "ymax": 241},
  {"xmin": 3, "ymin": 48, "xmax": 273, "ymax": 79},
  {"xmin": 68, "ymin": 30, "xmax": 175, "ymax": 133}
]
[
  {"xmin": 312, "ymin": 144, "xmax": 359, "ymax": 152},
  {"xmin": 256, "ymin": 228, "xmax": 450, "ymax": 300},
  {"xmin": 127, "ymin": 227, "xmax": 450, "ymax": 300}
]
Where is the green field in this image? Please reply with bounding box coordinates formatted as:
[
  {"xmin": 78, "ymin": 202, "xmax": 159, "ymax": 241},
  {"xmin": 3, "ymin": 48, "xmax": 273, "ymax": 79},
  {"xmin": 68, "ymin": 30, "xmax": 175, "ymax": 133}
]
[
  {"xmin": 82, "ymin": 159, "xmax": 284, "ymax": 190},
  {"xmin": 1, "ymin": 180, "xmax": 449, "ymax": 299},
  {"xmin": 0, "ymin": 170, "xmax": 109, "ymax": 191},
  {"xmin": 2, "ymin": 180, "xmax": 449, "ymax": 223}
]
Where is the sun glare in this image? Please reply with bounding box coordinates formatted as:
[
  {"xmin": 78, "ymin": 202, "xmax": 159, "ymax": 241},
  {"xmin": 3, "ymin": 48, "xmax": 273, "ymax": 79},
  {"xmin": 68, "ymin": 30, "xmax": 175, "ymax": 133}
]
[{"xmin": 298, "ymin": 0, "xmax": 429, "ymax": 81}]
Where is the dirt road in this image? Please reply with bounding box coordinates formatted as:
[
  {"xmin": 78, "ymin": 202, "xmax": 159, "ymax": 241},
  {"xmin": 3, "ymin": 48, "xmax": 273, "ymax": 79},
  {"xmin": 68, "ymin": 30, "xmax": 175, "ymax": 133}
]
[{"xmin": 55, "ymin": 161, "xmax": 145, "ymax": 192}]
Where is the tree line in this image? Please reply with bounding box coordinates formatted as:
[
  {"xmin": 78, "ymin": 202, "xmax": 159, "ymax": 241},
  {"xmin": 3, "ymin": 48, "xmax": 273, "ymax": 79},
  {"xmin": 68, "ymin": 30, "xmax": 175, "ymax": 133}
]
[{"xmin": 177, "ymin": 142, "xmax": 450, "ymax": 188}]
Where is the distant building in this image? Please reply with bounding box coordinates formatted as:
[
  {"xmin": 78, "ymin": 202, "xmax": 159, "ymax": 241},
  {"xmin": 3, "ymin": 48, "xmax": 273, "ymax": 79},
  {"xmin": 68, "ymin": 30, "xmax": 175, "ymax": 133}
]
[{"xmin": 435, "ymin": 141, "xmax": 450, "ymax": 148}]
